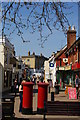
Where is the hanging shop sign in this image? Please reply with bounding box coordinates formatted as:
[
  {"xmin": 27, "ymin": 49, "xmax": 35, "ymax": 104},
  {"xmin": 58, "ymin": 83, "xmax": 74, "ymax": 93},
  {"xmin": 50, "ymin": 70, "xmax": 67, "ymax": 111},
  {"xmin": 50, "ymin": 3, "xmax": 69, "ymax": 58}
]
[
  {"xmin": 68, "ymin": 88, "xmax": 77, "ymax": 100},
  {"xmin": 49, "ymin": 63, "xmax": 54, "ymax": 67},
  {"xmin": 63, "ymin": 58, "xmax": 68, "ymax": 63},
  {"xmin": 72, "ymin": 63, "xmax": 80, "ymax": 70},
  {"xmin": 59, "ymin": 67, "xmax": 65, "ymax": 70},
  {"xmin": 65, "ymin": 65, "xmax": 71, "ymax": 70}
]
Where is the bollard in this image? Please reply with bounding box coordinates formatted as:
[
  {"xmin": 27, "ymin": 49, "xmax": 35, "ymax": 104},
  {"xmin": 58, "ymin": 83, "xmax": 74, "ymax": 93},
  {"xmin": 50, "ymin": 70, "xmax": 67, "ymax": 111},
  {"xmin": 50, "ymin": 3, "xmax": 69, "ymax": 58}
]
[
  {"xmin": 51, "ymin": 92, "xmax": 54, "ymax": 101},
  {"xmin": 49, "ymin": 86, "xmax": 50, "ymax": 93},
  {"xmin": 43, "ymin": 101, "xmax": 47, "ymax": 120}
]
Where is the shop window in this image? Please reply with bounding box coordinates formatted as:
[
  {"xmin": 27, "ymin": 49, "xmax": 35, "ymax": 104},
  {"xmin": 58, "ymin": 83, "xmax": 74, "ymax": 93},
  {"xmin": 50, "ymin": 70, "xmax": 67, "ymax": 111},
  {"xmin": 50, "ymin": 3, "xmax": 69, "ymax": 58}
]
[
  {"xmin": 66, "ymin": 54, "xmax": 68, "ymax": 58},
  {"xmin": 9, "ymin": 71, "xmax": 12, "ymax": 86},
  {"xmin": 4, "ymin": 54, "xmax": 7, "ymax": 64},
  {"xmin": 13, "ymin": 64, "xmax": 16, "ymax": 67},
  {"xmin": 18, "ymin": 65, "xmax": 21, "ymax": 69},
  {"xmin": 4, "ymin": 71, "xmax": 8, "ymax": 87}
]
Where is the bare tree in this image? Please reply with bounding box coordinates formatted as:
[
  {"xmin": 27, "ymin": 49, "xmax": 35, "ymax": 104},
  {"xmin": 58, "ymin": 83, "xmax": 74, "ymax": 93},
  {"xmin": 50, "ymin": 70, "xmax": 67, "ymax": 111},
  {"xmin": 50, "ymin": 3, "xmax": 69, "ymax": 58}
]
[{"xmin": 2, "ymin": 2, "xmax": 70, "ymax": 47}]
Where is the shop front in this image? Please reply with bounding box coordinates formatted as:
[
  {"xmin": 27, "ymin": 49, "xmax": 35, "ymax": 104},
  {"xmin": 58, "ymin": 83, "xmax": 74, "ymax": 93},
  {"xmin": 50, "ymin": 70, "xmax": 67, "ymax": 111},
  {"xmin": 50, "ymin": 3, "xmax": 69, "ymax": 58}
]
[
  {"xmin": 56, "ymin": 65, "xmax": 75, "ymax": 88},
  {"xmin": 56, "ymin": 66, "xmax": 65, "ymax": 88},
  {"xmin": 72, "ymin": 63, "xmax": 80, "ymax": 78},
  {"xmin": 64, "ymin": 65, "xmax": 74, "ymax": 86}
]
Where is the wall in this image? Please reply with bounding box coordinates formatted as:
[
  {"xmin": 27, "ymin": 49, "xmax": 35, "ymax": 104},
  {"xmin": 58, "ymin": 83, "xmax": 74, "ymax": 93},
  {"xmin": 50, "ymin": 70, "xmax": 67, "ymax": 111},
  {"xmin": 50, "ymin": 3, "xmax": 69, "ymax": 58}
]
[
  {"xmin": 78, "ymin": 44, "xmax": 80, "ymax": 63},
  {"xmin": 56, "ymin": 52, "xmax": 67, "ymax": 67},
  {"xmin": 67, "ymin": 29, "xmax": 76, "ymax": 49},
  {"xmin": 0, "ymin": 38, "xmax": 14, "ymax": 92},
  {"xmin": 0, "ymin": 44, "xmax": 4, "ymax": 91},
  {"xmin": 0, "ymin": 63, "xmax": 2, "ymax": 95},
  {"xmin": 0, "ymin": 44, "xmax": 4, "ymax": 67},
  {"xmin": 44, "ymin": 61, "xmax": 49, "ymax": 82},
  {"xmin": 68, "ymin": 48, "xmax": 78, "ymax": 65},
  {"xmin": 44, "ymin": 57, "xmax": 56, "ymax": 87},
  {"xmin": 35, "ymin": 57, "xmax": 45, "ymax": 69},
  {"xmin": 22, "ymin": 57, "xmax": 35, "ymax": 69},
  {"xmin": 52, "ymin": 62, "xmax": 56, "ymax": 87}
]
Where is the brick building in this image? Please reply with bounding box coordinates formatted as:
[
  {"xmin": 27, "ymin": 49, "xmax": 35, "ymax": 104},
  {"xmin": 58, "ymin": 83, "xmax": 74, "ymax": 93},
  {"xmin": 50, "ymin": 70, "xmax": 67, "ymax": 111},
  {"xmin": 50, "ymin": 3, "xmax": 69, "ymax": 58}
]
[
  {"xmin": 64, "ymin": 26, "xmax": 80, "ymax": 86},
  {"xmin": 65, "ymin": 37, "xmax": 80, "ymax": 78},
  {"xmin": 56, "ymin": 45, "xmax": 67, "ymax": 68},
  {"xmin": 55, "ymin": 45, "xmax": 67, "ymax": 87},
  {"xmin": 55, "ymin": 26, "xmax": 79, "ymax": 87}
]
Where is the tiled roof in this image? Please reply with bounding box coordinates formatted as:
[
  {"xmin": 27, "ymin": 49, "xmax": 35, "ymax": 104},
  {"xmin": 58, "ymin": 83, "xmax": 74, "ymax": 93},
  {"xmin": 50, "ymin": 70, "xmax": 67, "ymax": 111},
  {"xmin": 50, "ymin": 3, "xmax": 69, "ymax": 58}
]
[{"xmin": 55, "ymin": 45, "xmax": 67, "ymax": 59}]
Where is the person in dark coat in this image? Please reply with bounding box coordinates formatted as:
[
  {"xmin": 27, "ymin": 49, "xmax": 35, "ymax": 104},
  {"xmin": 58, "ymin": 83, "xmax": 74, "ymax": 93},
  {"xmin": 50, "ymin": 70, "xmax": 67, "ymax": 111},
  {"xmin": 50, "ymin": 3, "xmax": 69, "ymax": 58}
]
[
  {"xmin": 75, "ymin": 74, "xmax": 79, "ymax": 98},
  {"xmin": 19, "ymin": 79, "xmax": 23, "ymax": 112},
  {"xmin": 14, "ymin": 78, "xmax": 17, "ymax": 96}
]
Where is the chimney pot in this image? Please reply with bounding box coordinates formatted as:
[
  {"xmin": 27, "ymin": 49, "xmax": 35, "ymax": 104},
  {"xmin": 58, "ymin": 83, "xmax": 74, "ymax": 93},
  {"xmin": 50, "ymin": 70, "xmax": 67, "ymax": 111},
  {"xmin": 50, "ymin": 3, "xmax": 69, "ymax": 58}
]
[
  {"xmin": 69, "ymin": 26, "xmax": 71, "ymax": 30},
  {"xmin": 28, "ymin": 51, "xmax": 30, "ymax": 56},
  {"xmin": 40, "ymin": 53, "xmax": 42, "ymax": 56},
  {"xmin": 72, "ymin": 25, "xmax": 75, "ymax": 30},
  {"xmin": 33, "ymin": 52, "xmax": 35, "ymax": 55},
  {"xmin": 57, "ymin": 51, "xmax": 60, "ymax": 53}
]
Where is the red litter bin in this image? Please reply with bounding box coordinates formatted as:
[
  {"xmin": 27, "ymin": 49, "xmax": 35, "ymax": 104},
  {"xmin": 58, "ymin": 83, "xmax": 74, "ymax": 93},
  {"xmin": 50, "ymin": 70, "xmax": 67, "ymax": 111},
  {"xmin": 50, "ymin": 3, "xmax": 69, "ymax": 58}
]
[
  {"xmin": 22, "ymin": 82, "xmax": 34, "ymax": 114},
  {"xmin": 37, "ymin": 82, "xmax": 49, "ymax": 114}
]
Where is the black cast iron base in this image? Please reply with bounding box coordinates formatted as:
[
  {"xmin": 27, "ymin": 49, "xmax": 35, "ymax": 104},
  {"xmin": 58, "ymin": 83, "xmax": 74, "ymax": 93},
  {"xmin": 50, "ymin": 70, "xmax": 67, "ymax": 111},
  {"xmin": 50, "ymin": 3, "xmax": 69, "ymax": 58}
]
[{"xmin": 22, "ymin": 108, "xmax": 32, "ymax": 115}]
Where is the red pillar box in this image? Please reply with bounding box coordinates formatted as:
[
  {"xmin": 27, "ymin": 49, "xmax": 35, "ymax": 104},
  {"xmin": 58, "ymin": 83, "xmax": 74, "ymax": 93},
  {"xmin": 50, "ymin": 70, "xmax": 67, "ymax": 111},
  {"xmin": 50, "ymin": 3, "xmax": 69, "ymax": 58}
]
[
  {"xmin": 37, "ymin": 83, "xmax": 49, "ymax": 114},
  {"xmin": 22, "ymin": 82, "xmax": 34, "ymax": 114}
]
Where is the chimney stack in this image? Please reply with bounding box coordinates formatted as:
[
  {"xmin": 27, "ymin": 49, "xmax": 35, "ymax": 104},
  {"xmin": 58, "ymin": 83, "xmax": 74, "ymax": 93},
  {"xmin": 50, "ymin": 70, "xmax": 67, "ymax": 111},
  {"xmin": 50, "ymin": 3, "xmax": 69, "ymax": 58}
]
[
  {"xmin": 28, "ymin": 51, "xmax": 30, "ymax": 56},
  {"xmin": 57, "ymin": 51, "xmax": 60, "ymax": 53},
  {"xmin": 33, "ymin": 52, "xmax": 35, "ymax": 55},
  {"xmin": 67, "ymin": 26, "xmax": 76, "ymax": 49},
  {"xmin": 40, "ymin": 53, "xmax": 42, "ymax": 56}
]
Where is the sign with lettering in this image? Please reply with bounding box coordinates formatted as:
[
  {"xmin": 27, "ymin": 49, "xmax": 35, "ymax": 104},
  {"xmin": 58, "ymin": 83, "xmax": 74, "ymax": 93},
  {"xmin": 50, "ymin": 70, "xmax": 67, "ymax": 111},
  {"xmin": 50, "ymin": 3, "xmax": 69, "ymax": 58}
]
[
  {"xmin": 65, "ymin": 65, "xmax": 71, "ymax": 70},
  {"xmin": 68, "ymin": 88, "xmax": 77, "ymax": 100},
  {"xmin": 59, "ymin": 67, "xmax": 65, "ymax": 70},
  {"xmin": 63, "ymin": 58, "xmax": 68, "ymax": 63}
]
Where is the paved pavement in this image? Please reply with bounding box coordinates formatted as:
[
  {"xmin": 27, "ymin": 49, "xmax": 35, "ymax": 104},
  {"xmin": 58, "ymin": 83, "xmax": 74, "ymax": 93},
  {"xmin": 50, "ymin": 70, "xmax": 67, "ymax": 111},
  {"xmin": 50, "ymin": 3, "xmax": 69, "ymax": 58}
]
[
  {"xmin": 13, "ymin": 86, "xmax": 80, "ymax": 120},
  {"xmin": 1, "ymin": 85, "xmax": 80, "ymax": 120}
]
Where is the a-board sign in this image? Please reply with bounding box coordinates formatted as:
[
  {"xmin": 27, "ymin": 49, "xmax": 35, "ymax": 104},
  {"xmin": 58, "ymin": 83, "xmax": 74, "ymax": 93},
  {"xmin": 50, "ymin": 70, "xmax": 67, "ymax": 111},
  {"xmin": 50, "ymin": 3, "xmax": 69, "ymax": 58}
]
[{"xmin": 68, "ymin": 88, "xmax": 77, "ymax": 100}]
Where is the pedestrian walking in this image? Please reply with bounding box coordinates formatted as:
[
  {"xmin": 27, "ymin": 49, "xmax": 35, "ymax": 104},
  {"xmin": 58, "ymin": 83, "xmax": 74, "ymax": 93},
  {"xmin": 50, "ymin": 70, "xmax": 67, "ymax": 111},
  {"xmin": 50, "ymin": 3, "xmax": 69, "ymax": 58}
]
[
  {"xmin": 19, "ymin": 79, "xmax": 24, "ymax": 112},
  {"xmin": 36, "ymin": 75, "xmax": 39, "ymax": 83},
  {"xmin": 14, "ymin": 77, "xmax": 17, "ymax": 96}
]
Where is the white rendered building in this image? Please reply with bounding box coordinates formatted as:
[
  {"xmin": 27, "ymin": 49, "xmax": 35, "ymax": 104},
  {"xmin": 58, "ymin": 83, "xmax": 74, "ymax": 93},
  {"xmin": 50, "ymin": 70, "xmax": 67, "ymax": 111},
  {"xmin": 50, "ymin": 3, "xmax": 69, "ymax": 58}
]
[{"xmin": 0, "ymin": 36, "xmax": 15, "ymax": 92}]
